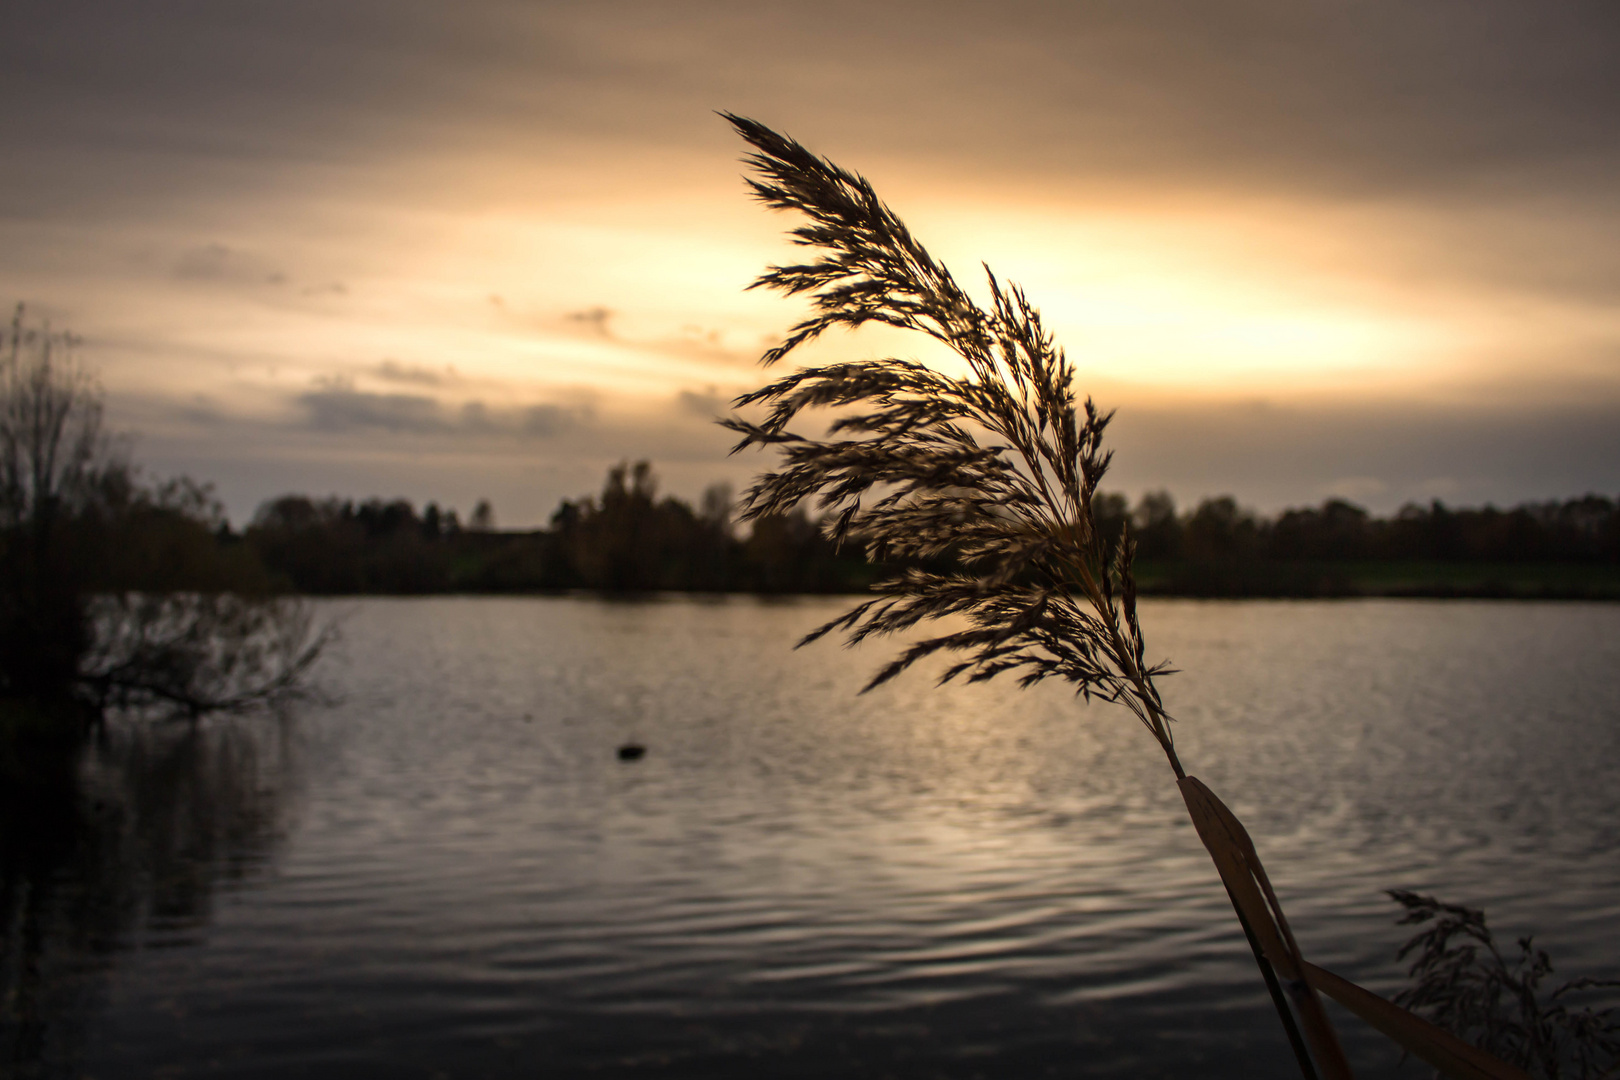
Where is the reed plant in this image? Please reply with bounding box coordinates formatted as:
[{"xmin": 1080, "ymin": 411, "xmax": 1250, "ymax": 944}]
[
  {"xmin": 719, "ymin": 114, "xmax": 1541, "ymax": 1080},
  {"xmin": 1389, "ymin": 891, "xmax": 1619, "ymax": 1080}
]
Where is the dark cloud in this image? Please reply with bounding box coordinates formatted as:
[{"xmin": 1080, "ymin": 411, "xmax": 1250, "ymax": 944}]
[
  {"xmin": 522, "ymin": 403, "xmax": 584, "ymax": 437},
  {"xmin": 1105, "ymin": 396, "xmax": 1620, "ymax": 513},
  {"xmin": 172, "ymin": 243, "xmax": 285, "ymax": 286},
  {"xmin": 8, "ymin": 0, "xmax": 1615, "ymax": 324},
  {"xmin": 176, "ymin": 395, "xmax": 224, "ymax": 426},
  {"xmin": 127, "ymin": 381, "xmax": 1620, "ymax": 528},
  {"xmin": 375, "ymin": 359, "xmax": 453, "ymax": 386},
  {"xmin": 293, "ymin": 377, "xmax": 589, "ymax": 439},
  {"xmin": 459, "ymin": 401, "xmax": 495, "ymax": 432},
  {"xmin": 298, "ymin": 383, "xmax": 443, "ymax": 433},
  {"xmin": 676, "ymin": 387, "xmax": 725, "ymax": 418},
  {"xmin": 5, "ymin": 0, "xmax": 1618, "ymax": 209}
]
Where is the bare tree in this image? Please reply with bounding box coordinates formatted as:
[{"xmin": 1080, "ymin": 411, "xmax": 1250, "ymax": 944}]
[
  {"xmin": 0, "ymin": 306, "xmax": 110, "ymax": 695},
  {"xmin": 0, "ymin": 305, "xmax": 327, "ymax": 716},
  {"xmin": 0, "ymin": 306, "xmax": 110, "ymax": 533}
]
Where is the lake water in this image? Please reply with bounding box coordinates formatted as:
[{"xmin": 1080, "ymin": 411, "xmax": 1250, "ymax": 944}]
[{"xmin": 4, "ymin": 597, "xmax": 1619, "ymax": 1078}]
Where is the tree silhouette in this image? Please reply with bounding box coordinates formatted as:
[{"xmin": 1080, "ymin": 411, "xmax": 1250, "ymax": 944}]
[{"xmin": 0, "ymin": 306, "xmax": 325, "ymax": 721}]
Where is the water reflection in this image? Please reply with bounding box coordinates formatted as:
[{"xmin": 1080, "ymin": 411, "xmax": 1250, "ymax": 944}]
[
  {"xmin": 1, "ymin": 711, "xmax": 297, "ymax": 1077},
  {"xmin": 3, "ymin": 598, "xmax": 1617, "ymax": 1078}
]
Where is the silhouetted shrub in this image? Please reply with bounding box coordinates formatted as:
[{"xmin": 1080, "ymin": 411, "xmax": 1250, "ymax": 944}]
[{"xmin": 1390, "ymin": 890, "xmax": 1619, "ymax": 1079}]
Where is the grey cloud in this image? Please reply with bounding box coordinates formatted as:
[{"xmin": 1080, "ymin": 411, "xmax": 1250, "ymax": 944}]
[
  {"xmin": 521, "ymin": 404, "xmax": 568, "ymax": 436},
  {"xmin": 522, "ymin": 403, "xmax": 589, "ymax": 437},
  {"xmin": 177, "ymin": 395, "xmax": 225, "ymax": 426},
  {"xmin": 375, "ymin": 359, "xmax": 453, "ymax": 386},
  {"xmin": 299, "ymin": 384, "xmax": 444, "ymax": 433},
  {"xmin": 465, "ymin": 399, "xmax": 591, "ymax": 437},
  {"xmin": 460, "ymin": 401, "xmax": 495, "ymax": 431},
  {"xmin": 172, "ymin": 243, "xmax": 285, "ymax": 286},
  {"xmin": 676, "ymin": 388, "xmax": 725, "ymax": 418},
  {"xmin": 294, "ymin": 377, "xmax": 589, "ymax": 438},
  {"xmin": 197, "ymin": 397, "xmax": 1620, "ymax": 529},
  {"xmin": 1103, "ymin": 396, "xmax": 1620, "ymax": 514},
  {"xmin": 119, "ymin": 370, "xmax": 1620, "ymax": 528},
  {"xmin": 6, "ymin": 1, "xmax": 1618, "ymax": 206}
]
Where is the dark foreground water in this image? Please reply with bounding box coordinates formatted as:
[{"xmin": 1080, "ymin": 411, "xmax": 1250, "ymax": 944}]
[{"xmin": 4, "ymin": 597, "xmax": 1619, "ymax": 1079}]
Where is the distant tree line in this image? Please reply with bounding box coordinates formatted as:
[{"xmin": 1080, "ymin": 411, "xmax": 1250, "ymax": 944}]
[
  {"xmin": 238, "ymin": 468, "xmax": 1620, "ymax": 598},
  {"xmin": 1104, "ymin": 492, "xmax": 1620, "ymax": 564},
  {"xmin": 246, "ymin": 461, "xmax": 877, "ymax": 595},
  {"xmin": 1095, "ymin": 492, "xmax": 1620, "ymax": 596}
]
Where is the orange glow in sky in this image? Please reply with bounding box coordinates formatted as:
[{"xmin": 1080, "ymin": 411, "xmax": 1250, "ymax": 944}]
[{"xmin": 3, "ymin": 2, "xmax": 1616, "ymax": 522}]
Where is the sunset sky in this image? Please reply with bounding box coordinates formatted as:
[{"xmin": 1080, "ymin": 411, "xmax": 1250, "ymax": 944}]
[{"xmin": 4, "ymin": 1, "xmax": 1617, "ymax": 525}]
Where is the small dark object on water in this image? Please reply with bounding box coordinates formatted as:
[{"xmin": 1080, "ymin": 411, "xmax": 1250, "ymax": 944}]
[{"xmin": 617, "ymin": 743, "xmax": 646, "ymax": 761}]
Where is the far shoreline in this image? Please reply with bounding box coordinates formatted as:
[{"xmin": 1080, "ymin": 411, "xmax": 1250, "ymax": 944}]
[{"xmin": 284, "ymin": 561, "xmax": 1620, "ymax": 603}]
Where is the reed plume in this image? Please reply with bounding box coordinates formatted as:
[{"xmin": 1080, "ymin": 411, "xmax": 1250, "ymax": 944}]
[
  {"xmin": 720, "ymin": 114, "xmax": 1548, "ymax": 1080},
  {"xmin": 719, "ymin": 113, "xmax": 1180, "ymax": 775}
]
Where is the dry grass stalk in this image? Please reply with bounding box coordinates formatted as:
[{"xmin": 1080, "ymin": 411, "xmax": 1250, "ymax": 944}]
[
  {"xmin": 720, "ymin": 113, "xmax": 1179, "ymax": 774},
  {"xmin": 718, "ymin": 114, "xmax": 1559, "ymax": 1080},
  {"xmin": 1388, "ymin": 891, "xmax": 1620, "ymax": 1080},
  {"xmin": 718, "ymin": 112, "xmax": 1349, "ymax": 1074}
]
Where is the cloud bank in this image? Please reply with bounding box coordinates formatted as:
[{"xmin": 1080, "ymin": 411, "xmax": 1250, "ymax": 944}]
[{"xmin": 2, "ymin": 0, "xmax": 1615, "ymax": 523}]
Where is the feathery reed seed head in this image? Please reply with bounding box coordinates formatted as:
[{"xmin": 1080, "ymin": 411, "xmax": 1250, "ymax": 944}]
[{"xmin": 721, "ymin": 114, "xmax": 1177, "ymax": 758}]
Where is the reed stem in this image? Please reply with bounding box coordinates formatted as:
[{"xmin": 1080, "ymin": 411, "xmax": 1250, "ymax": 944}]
[
  {"xmin": 1229, "ymin": 881, "xmax": 1321, "ymax": 1079},
  {"xmin": 722, "ymin": 113, "xmax": 1337, "ymax": 1078}
]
